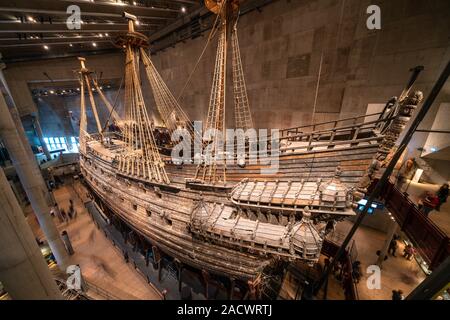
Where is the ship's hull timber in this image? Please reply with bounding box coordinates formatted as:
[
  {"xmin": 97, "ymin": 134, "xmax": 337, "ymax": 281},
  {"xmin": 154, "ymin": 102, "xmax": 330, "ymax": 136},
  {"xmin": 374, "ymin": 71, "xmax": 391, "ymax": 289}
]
[
  {"xmin": 80, "ymin": 131, "xmax": 380, "ymax": 280},
  {"xmin": 81, "ymin": 154, "xmax": 272, "ymax": 280}
]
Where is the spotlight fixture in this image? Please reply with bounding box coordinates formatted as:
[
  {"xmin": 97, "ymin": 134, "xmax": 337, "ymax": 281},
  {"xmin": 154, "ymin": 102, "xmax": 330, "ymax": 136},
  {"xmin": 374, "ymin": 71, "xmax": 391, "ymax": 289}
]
[
  {"xmin": 69, "ymin": 43, "xmax": 73, "ymax": 47},
  {"xmin": 43, "ymin": 45, "xmax": 49, "ymax": 50},
  {"xmin": 135, "ymin": 20, "xmax": 140, "ymax": 26},
  {"xmin": 27, "ymin": 16, "xmax": 36, "ymax": 23},
  {"xmin": 133, "ymin": 1, "xmax": 137, "ymax": 5},
  {"xmin": 105, "ymin": 33, "xmax": 109, "ymax": 36},
  {"xmin": 49, "ymin": 90, "xmax": 55, "ymax": 94},
  {"xmin": 181, "ymin": 6, "xmax": 186, "ymax": 13},
  {"xmin": 92, "ymin": 42, "xmax": 97, "ymax": 47}
]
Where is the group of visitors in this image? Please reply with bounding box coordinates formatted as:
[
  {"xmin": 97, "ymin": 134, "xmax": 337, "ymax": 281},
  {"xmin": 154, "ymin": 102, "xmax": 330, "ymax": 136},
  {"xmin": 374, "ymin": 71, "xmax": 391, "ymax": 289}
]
[
  {"xmin": 51, "ymin": 199, "xmax": 77, "ymax": 223},
  {"xmin": 418, "ymin": 183, "xmax": 449, "ymax": 216},
  {"xmin": 388, "ymin": 235, "xmax": 417, "ymax": 261},
  {"xmin": 396, "ymin": 158, "xmax": 449, "ymax": 217}
]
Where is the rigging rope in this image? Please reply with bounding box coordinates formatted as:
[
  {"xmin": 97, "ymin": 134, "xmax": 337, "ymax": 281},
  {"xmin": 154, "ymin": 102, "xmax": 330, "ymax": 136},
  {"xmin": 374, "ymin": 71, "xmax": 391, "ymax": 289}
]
[
  {"xmin": 177, "ymin": 2, "xmax": 225, "ymax": 101},
  {"xmin": 101, "ymin": 72, "xmax": 125, "ymax": 133}
]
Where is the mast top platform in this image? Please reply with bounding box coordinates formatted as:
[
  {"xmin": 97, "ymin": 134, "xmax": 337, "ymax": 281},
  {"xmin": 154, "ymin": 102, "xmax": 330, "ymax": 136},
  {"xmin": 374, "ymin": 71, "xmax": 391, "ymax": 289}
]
[
  {"xmin": 77, "ymin": 56, "xmax": 89, "ymax": 74},
  {"xmin": 115, "ymin": 11, "xmax": 149, "ymax": 49},
  {"xmin": 205, "ymin": 0, "xmax": 240, "ymax": 15}
]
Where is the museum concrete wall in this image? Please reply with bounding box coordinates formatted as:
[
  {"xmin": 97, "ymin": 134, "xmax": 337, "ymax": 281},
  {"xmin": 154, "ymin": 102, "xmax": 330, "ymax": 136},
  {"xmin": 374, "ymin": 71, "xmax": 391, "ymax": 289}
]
[{"xmin": 150, "ymin": 0, "xmax": 450, "ymax": 147}]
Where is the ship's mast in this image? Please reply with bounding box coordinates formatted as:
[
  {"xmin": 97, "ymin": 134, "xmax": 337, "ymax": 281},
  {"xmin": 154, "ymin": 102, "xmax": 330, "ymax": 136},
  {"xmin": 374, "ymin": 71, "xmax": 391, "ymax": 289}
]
[
  {"xmin": 77, "ymin": 57, "xmax": 122, "ymax": 152},
  {"xmin": 78, "ymin": 57, "xmax": 103, "ymax": 137},
  {"xmin": 115, "ymin": 13, "xmax": 169, "ymax": 184},
  {"xmin": 194, "ymin": 0, "xmax": 253, "ymax": 185}
]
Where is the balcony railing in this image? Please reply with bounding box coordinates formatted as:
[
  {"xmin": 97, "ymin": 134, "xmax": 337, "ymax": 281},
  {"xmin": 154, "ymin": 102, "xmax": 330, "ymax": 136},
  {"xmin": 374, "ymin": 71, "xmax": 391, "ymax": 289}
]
[{"xmin": 373, "ymin": 181, "xmax": 450, "ymax": 270}]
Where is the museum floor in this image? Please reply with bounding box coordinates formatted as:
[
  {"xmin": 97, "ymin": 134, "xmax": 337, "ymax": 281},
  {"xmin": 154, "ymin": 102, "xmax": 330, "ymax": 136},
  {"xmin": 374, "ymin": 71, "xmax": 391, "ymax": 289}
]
[
  {"xmin": 24, "ymin": 178, "xmax": 434, "ymax": 300},
  {"xmin": 26, "ymin": 181, "xmax": 161, "ymax": 300}
]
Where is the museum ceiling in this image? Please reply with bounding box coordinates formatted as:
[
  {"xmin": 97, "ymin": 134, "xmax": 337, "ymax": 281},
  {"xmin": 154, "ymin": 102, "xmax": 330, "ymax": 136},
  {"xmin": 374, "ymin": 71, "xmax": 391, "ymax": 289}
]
[
  {"xmin": 0, "ymin": 0, "xmax": 202, "ymax": 62},
  {"xmin": 0, "ymin": 0, "xmax": 272, "ymax": 63}
]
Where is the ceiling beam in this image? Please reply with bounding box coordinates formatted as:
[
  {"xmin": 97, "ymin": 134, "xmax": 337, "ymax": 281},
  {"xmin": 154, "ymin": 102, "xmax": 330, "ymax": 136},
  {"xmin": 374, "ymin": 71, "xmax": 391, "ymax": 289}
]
[
  {"xmin": 163, "ymin": 0, "xmax": 202, "ymax": 4},
  {"xmin": 0, "ymin": 23, "xmax": 157, "ymax": 33},
  {"xmin": 1, "ymin": 48, "xmax": 120, "ymax": 63},
  {"xmin": 0, "ymin": 7, "xmax": 172, "ymax": 21},
  {"xmin": 57, "ymin": 0, "xmax": 182, "ymax": 13},
  {"xmin": 0, "ymin": 39, "xmax": 113, "ymax": 48}
]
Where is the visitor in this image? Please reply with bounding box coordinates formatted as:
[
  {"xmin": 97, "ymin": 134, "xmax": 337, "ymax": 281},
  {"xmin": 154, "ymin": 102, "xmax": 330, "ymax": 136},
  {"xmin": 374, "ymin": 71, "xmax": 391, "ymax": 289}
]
[
  {"xmin": 376, "ymin": 250, "xmax": 388, "ymax": 261},
  {"xmin": 436, "ymin": 183, "xmax": 449, "ymax": 211},
  {"xmin": 403, "ymin": 244, "xmax": 416, "ymax": 261},
  {"xmin": 68, "ymin": 199, "xmax": 75, "ymax": 219},
  {"xmin": 392, "ymin": 289, "xmax": 404, "ymax": 300},
  {"xmin": 60, "ymin": 208, "xmax": 67, "ymax": 222},
  {"xmin": 352, "ymin": 261, "xmax": 362, "ymax": 283},
  {"xmin": 388, "ymin": 238, "xmax": 398, "ymax": 257},
  {"xmin": 418, "ymin": 191, "xmax": 439, "ymax": 216},
  {"xmin": 396, "ymin": 158, "xmax": 415, "ymax": 192}
]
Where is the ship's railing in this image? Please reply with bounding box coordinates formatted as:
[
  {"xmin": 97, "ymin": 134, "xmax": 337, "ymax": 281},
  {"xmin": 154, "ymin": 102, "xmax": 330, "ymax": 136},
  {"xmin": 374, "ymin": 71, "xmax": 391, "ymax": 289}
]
[
  {"xmin": 277, "ymin": 117, "xmax": 392, "ymax": 154},
  {"xmin": 279, "ymin": 112, "xmax": 383, "ymax": 139},
  {"xmin": 242, "ymin": 112, "xmax": 390, "ymax": 156}
]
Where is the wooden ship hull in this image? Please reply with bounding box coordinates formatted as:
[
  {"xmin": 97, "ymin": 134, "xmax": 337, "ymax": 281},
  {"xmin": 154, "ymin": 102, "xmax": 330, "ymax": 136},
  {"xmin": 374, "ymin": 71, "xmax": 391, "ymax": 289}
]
[
  {"xmin": 76, "ymin": 3, "xmax": 423, "ymax": 284},
  {"xmin": 80, "ymin": 117, "xmax": 380, "ymax": 280}
]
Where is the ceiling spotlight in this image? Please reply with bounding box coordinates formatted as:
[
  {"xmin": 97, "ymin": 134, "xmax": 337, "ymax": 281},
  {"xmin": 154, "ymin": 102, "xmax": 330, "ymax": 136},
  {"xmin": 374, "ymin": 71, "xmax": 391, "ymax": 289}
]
[
  {"xmin": 105, "ymin": 33, "xmax": 109, "ymax": 36},
  {"xmin": 133, "ymin": 1, "xmax": 137, "ymax": 5},
  {"xmin": 181, "ymin": 6, "xmax": 186, "ymax": 13},
  {"xmin": 43, "ymin": 45, "xmax": 49, "ymax": 50},
  {"xmin": 27, "ymin": 16, "xmax": 35, "ymax": 22},
  {"xmin": 99, "ymin": 33, "xmax": 103, "ymax": 37},
  {"xmin": 135, "ymin": 20, "xmax": 140, "ymax": 26},
  {"xmin": 77, "ymin": 88, "xmax": 80, "ymax": 91},
  {"xmin": 92, "ymin": 42, "xmax": 97, "ymax": 47},
  {"xmin": 49, "ymin": 90, "xmax": 55, "ymax": 94},
  {"xmin": 69, "ymin": 43, "xmax": 73, "ymax": 47}
]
